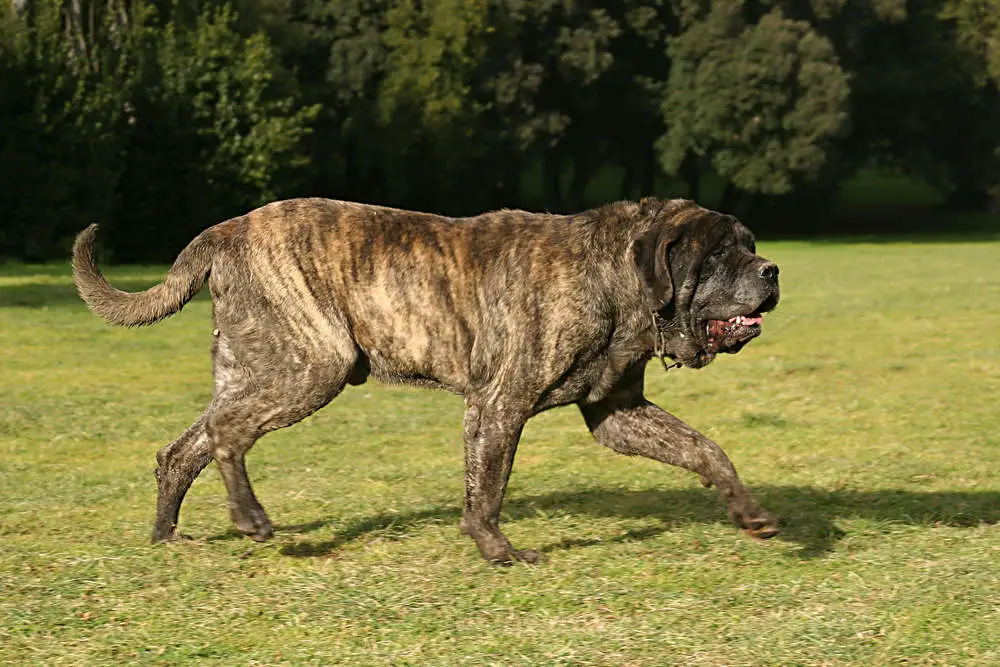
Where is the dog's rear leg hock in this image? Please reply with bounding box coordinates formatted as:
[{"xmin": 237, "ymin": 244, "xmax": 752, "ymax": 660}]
[
  {"xmin": 208, "ymin": 409, "xmax": 274, "ymax": 542},
  {"xmin": 580, "ymin": 398, "xmax": 779, "ymax": 539},
  {"xmin": 152, "ymin": 413, "xmax": 214, "ymax": 542},
  {"xmin": 460, "ymin": 399, "xmax": 539, "ymax": 565}
]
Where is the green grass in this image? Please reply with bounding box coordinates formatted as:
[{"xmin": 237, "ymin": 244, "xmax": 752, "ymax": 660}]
[{"xmin": 2, "ymin": 235, "xmax": 1000, "ymax": 666}]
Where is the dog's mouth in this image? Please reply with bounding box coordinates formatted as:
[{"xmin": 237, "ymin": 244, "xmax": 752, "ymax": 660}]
[
  {"xmin": 705, "ymin": 312, "xmax": 764, "ymax": 354},
  {"xmin": 702, "ymin": 290, "xmax": 778, "ymax": 355}
]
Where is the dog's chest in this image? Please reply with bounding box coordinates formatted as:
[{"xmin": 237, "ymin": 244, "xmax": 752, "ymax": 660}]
[{"xmin": 531, "ymin": 345, "xmax": 644, "ymax": 412}]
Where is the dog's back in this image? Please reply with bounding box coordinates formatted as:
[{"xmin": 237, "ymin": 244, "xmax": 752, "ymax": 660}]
[{"xmin": 76, "ymin": 197, "xmax": 615, "ymax": 395}]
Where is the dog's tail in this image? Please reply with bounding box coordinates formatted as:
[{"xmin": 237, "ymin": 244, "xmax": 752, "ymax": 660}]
[{"xmin": 72, "ymin": 224, "xmax": 216, "ymax": 327}]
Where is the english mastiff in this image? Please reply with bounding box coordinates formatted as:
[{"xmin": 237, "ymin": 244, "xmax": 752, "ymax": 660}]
[{"xmin": 73, "ymin": 197, "xmax": 781, "ymax": 564}]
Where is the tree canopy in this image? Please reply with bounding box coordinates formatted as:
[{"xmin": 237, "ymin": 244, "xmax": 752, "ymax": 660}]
[{"xmin": 2, "ymin": 0, "xmax": 998, "ymax": 260}]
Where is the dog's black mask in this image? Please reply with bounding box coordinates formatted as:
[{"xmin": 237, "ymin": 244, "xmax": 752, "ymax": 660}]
[{"xmin": 634, "ymin": 201, "xmax": 780, "ymax": 369}]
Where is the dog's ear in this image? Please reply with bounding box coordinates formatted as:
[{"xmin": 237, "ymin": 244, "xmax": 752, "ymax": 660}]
[{"xmin": 633, "ymin": 228, "xmax": 675, "ymax": 310}]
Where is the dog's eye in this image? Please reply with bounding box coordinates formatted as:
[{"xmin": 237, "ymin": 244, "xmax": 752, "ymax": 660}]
[{"xmin": 711, "ymin": 246, "xmax": 728, "ymax": 259}]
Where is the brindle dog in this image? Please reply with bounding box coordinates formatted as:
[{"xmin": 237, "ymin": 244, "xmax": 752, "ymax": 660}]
[{"xmin": 72, "ymin": 197, "xmax": 781, "ymax": 564}]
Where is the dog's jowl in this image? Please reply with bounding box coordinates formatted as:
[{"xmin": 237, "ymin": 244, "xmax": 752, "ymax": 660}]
[{"xmin": 73, "ymin": 197, "xmax": 781, "ymax": 564}]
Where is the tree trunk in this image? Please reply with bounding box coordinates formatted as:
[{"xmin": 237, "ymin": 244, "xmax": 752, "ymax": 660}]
[
  {"xmin": 567, "ymin": 155, "xmax": 596, "ymax": 212},
  {"xmin": 620, "ymin": 163, "xmax": 636, "ymax": 201},
  {"xmin": 543, "ymin": 150, "xmax": 564, "ymax": 211},
  {"xmin": 641, "ymin": 144, "xmax": 656, "ymax": 198},
  {"xmin": 719, "ymin": 181, "xmax": 741, "ymax": 212},
  {"xmin": 680, "ymin": 154, "xmax": 701, "ymax": 202}
]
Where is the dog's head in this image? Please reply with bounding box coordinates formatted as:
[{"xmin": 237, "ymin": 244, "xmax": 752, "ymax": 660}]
[{"xmin": 631, "ymin": 198, "xmax": 780, "ymax": 369}]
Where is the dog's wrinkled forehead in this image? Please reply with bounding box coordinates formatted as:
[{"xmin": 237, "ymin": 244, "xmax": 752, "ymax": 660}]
[
  {"xmin": 704, "ymin": 213, "xmax": 752, "ymax": 244},
  {"xmin": 673, "ymin": 210, "xmax": 754, "ymax": 256},
  {"xmin": 731, "ymin": 218, "xmax": 756, "ymax": 252}
]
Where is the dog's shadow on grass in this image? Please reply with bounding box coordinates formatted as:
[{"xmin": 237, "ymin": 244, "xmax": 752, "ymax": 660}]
[{"xmin": 265, "ymin": 486, "xmax": 1000, "ymax": 560}]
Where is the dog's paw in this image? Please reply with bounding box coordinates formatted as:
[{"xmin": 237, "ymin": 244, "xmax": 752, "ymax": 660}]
[
  {"xmin": 247, "ymin": 527, "xmax": 274, "ymax": 542},
  {"xmin": 512, "ymin": 548, "xmax": 541, "ymax": 564},
  {"xmin": 742, "ymin": 521, "xmax": 780, "ymax": 541},
  {"xmin": 232, "ymin": 507, "xmax": 274, "ymax": 542},
  {"xmin": 472, "ymin": 533, "xmax": 542, "ymax": 566},
  {"xmin": 151, "ymin": 524, "xmax": 193, "ymax": 544},
  {"xmin": 730, "ymin": 507, "xmax": 780, "ymax": 541},
  {"xmin": 487, "ymin": 548, "xmax": 541, "ymax": 567}
]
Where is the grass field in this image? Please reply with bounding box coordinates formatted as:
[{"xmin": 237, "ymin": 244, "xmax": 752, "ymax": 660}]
[{"xmin": 2, "ymin": 235, "xmax": 1000, "ymax": 665}]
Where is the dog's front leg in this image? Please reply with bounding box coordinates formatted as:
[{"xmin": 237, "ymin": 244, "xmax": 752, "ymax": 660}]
[
  {"xmin": 459, "ymin": 398, "xmax": 539, "ymax": 565},
  {"xmin": 579, "ymin": 392, "xmax": 779, "ymax": 540}
]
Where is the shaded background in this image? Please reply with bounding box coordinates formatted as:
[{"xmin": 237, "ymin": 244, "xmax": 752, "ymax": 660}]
[{"xmin": 2, "ymin": 0, "xmax": 1000, "ymax": 261}]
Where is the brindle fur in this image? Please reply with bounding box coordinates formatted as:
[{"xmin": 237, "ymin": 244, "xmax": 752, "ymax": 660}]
[{"xmin": 72, "ymin": 197, "xmax": 781, "ymax": 564}]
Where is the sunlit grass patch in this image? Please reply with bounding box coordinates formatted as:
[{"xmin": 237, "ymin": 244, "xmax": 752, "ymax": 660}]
[{"xmin": 2, "ymin": 236, "xmax": 999, "ymax": 665}]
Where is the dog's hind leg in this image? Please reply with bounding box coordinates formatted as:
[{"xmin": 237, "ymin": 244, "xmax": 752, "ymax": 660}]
[
  {"xmin": 207, "ymin": 329, "xmax": 357, "ymax": 542},
  {"xmin": 152, "ymin": 413, "xmax": 213, "ymax": 542},
  {"xmin": 208, "ymin": 378, "xmax": 350, "ymax": 541}
]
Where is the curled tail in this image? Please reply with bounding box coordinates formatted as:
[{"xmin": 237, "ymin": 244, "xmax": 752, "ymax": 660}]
[{"xmin": 72, "ymin": 224, "xmax": 216, "ymax": 327}]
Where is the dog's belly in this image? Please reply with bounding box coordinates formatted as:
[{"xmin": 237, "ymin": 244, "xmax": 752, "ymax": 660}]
[
  {"xmin": 353, "ymin": 336, "xmax": 470, "ymax": 393},
  {"xmin": 346, "ymin": 296, "xmax": 476, "ymax": 394}
]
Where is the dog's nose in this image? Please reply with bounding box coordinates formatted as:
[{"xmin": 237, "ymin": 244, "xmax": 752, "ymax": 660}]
[{"xmin": 759, "ymin": 262, "xmax": 779, "ymax": 281}]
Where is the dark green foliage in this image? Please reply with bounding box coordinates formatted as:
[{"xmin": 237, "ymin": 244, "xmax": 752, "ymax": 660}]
[
  {"xmin": 0, "ymin": 0, "xmax": 134, "ymax": 260},
  {"xmin": 658, "ymin": 2, "xmax": 850, "ymax": 207},
  {"xmin": 113, "ymin": 4, "xmax": 317, "ymax": 260},
  {"xmin": 2, "ymin": 0, "xmax": 999, "ymax": 260},
  {"xmin": 825, "ymin": 0, "xmax": 1000, "ymax": 205},
  {"xmin": 0, "ymin": 0, "xmax": 316, "ymax": 261}
]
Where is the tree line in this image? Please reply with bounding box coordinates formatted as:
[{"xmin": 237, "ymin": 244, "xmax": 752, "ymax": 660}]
[{"xmin": 2, "ymin": 0, "xmax": 999, "ymax": 261}]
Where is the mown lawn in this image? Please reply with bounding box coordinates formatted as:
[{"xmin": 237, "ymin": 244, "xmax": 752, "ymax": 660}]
[{"xmin": 1, "ymin": 236, "xmax": 999, "ymax": 665}]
